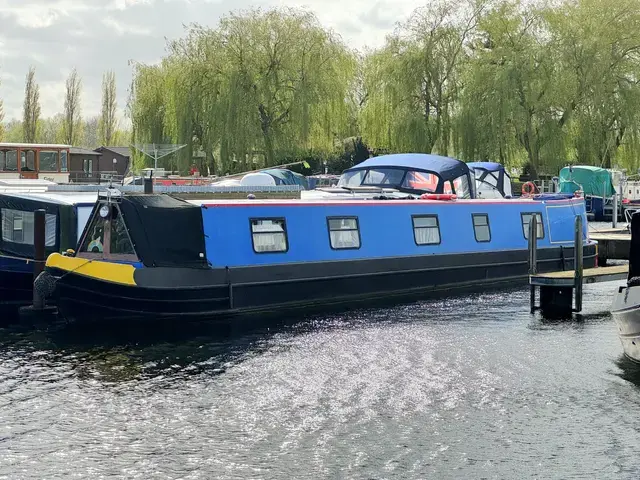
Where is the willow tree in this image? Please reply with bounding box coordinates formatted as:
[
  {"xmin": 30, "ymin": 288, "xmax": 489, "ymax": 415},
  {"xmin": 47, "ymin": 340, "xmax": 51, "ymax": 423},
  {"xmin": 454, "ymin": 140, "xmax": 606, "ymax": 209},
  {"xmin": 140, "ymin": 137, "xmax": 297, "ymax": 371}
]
[
  {"xmin": 23, "ymin": 66, "xmax": 40, "ymax": 143},
  {"xmin": 547, "ymin": 0, "xmax": 640, "ymax": 169},
  {"xmin": 217, "ymin": 8, "xmax": 356, "ymax": 166},
  {"xmin": 458, "ymin": 1, "xmax": 575, "ymax": 178},
  {"xmin": 129, "ymin": 62, "xmax": 170, "ymax": 169},
  {"xmin": 360, "ymin": 0, "xmax": 486, "ymax": 155}
]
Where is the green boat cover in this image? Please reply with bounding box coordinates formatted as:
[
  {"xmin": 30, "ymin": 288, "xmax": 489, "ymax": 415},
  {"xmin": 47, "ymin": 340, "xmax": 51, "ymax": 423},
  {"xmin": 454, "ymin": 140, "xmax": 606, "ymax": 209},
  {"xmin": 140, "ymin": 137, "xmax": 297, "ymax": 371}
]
[{"xmin": 558, "ymin": 165, "xmax": 614, "ymax": 197}]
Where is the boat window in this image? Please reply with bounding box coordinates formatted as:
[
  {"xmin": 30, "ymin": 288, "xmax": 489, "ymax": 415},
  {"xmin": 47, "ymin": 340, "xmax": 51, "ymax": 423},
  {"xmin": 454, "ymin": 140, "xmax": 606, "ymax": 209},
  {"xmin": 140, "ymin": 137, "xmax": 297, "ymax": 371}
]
[
  {"xmin": 521, "ymin": 213, "xmax": 544, "ymax": 239},
  {"xmin": 362, "ymin": 168, "xmax": 405, "ymax": 186},
  {"xmin": 1, "ymin": 209, "xmax": 56, "ymax": 246},
  {"xmin": 0, "ymin": 151, "xmax": 4, "ymax": 171},
  {"xmin": 39, "ymin": 150, "xmax": 59, "ymax": 172},
  {"xmin": 412, "ymin": 215, "xmax": 440, "ymax": 245},
  {"xmin": 472, "ymin": 214, "xmax": 491, "ymax": 242},
  {"xmin": 110, "ymin": 210, "xmax": 135, "ymax": 255},
  {"xmin": 251, "ymin": 218, "xmax": 288, "ymax": 253},
  {"xmin": 339, "ymin": 170, "xmax": 366, "ymax": 187},
  {"xmin": 20, "ymin": 150, "xmax": 36, "ymax": 171},
  {"xmin": 60, "ymin": 151, "xmax": 68, "ymax": 172},
  {"xmin": 80, "ymin": 216, "xmax": 106, "ymax": 253},
  {"xmin": 402, "ymin": 171, "xmax": 438, "ymax": 192},
  {"xmin": 1, "ymin": 150, "xmax": 18, "ymax": 171},
  {"xmin": 453, "ymin": 175, "xmax": 471, "ymax": 199},
  {"xmin": 327, "ymin": 217, "xmax": 360, "ymax": 249}
]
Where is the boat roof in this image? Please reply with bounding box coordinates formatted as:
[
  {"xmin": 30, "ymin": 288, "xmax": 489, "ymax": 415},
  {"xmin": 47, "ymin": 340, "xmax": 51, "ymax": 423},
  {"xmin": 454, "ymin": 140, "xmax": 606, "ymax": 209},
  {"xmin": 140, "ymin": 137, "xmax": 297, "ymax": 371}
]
[
  {"xmin": 190, "ymin": 196, "xmax": 579, "ymax": 207},
  {"xmin": 0, "ymin": 191, "xmax": 98, "ymax": 206},
  {"xmin": 0, "ymin": 142, "xmax": 71, "ymax": 149},
  {"xmin": 468, "ymin": 162, "xmax": 505, "ymax": 172},
  {"xmin": 345, "ymin": 153, "xmax": 470, "ymax": 179},
  {"xmin": 560, "ymin": 165, "xmax": 608, "ymax": 173}
]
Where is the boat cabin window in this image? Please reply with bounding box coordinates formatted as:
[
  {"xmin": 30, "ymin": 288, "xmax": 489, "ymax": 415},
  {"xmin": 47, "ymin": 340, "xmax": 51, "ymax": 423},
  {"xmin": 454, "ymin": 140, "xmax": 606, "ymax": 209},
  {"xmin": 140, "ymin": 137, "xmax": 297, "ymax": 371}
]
[
  {"xmin": 1, "ymin": 208, "xmax": 56, "ymax": 246},
  {"xmin": 402, "ymin": 171, "xmax": 438, "ymax": 192},
  {"xmin": 327, "ymin": 217, "xmax": 361, "ymax": 250},
  {"xmin": 412, "ymin": 215, "xmax": 441, "ymax": 245},
  {"xmin": 339, "ymin": 170, "xmax": 366, "ymax": 187},
  {"xmin": 442, "ymin": 175, "xmax": 471, "ymax": 199},
  {"xmin": 250, "ymin": 218, "xmax": 288, "ymax": 253},
  {"xmin": 20, "ymin": 150, "xmax": 36, "ymax": 171},
  {"xmin": 39, "ymin": 151, "xmax": 59, "ymax": 172},
  {"xmin": 110, "ymin": 210, "xmax": 135, "ymax": 255},
  {"xmin": 521, "ymin": 213, "xmax": 544, "ymax": 239},
  {"xmin": 60, "ymin": 151, "xmax": 68, "ymax": 172},
  {"xmin": 1, "ymin": 149, "xmax": 18, "ymax": 171},
  {"xmin": 78, "ymin": 203, "xmax": 137, "ymax": 259},
  {"xmin": 472, "ymin": 214, "xmax": 491, "ymax": 242}
]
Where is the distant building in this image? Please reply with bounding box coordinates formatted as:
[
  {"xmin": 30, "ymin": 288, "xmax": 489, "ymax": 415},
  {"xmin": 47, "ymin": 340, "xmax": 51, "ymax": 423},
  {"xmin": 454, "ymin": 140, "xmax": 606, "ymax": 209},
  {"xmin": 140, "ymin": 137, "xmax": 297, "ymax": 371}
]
[
  {"xmin": 69, "ymin": 147, "xmax": 102, "ymax": 183},
  {"xmin": 94, "ymin": 146, "xmax": 131, "ymax": 177}
]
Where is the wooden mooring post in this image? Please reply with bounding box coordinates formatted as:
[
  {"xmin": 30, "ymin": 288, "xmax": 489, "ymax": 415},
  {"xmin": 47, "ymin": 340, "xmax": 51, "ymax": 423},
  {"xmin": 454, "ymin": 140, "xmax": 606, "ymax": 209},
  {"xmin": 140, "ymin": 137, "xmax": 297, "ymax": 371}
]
[{"xmin": 18, "ymin": 209, "xmax": 57, "ymax": 322}]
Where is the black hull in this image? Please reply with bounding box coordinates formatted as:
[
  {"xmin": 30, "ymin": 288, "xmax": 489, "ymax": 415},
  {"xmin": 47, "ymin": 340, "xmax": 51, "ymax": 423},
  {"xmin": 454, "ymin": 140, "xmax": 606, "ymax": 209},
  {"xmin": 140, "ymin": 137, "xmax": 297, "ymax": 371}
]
[
  {"xmin": 48, "ymin": 245, "xmax": 597, "ymax": 323},
  {"xmin": 0, "ymin": 270, "xmax": 35, "ymax": 307}
]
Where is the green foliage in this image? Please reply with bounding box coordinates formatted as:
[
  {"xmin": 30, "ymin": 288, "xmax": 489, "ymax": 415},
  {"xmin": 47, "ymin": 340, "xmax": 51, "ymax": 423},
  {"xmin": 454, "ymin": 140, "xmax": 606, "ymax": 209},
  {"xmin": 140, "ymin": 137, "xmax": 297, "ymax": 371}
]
[{"xmin": 129, "ymin": 7, "xmax": 356, "ymax": 174}]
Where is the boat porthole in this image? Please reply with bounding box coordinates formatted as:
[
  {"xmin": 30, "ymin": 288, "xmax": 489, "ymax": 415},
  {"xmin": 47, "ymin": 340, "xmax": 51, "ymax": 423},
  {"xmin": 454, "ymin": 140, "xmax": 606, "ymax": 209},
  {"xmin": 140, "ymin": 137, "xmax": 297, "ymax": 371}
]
[{"xmin": 633, "ymin": 342, "xmax": 636, "ymax": 346}]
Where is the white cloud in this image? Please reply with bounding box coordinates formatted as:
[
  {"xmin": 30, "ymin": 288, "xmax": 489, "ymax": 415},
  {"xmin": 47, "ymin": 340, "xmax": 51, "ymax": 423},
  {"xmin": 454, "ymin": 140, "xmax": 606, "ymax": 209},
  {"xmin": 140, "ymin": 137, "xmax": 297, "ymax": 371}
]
[{"xmin": 0, "ymin": 0, "xmax": 416, "ymax": 124}]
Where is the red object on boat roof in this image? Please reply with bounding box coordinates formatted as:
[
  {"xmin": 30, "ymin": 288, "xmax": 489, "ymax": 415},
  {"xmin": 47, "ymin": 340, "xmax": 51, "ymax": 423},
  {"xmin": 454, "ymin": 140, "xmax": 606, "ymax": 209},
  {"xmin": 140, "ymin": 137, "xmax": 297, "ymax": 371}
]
[{"xmin": 420, "ymin": 193, "xmax": 457, "ymax": 201}]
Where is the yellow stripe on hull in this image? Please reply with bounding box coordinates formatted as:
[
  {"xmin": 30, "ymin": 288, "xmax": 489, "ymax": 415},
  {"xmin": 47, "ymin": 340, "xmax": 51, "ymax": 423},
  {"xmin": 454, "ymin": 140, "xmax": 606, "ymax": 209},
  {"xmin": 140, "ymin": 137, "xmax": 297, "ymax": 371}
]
[{"xmin": 46, "ymin": 253, "xmax": 137, "ymax": 286}]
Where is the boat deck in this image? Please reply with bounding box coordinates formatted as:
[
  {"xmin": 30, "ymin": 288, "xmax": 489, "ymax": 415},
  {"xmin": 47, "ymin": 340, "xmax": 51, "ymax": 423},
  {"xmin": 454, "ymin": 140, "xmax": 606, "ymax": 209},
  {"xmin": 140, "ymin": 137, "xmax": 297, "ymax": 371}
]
[{"xmin": 530, "ymin": 264, "xmax": 628, "ymax": 287}]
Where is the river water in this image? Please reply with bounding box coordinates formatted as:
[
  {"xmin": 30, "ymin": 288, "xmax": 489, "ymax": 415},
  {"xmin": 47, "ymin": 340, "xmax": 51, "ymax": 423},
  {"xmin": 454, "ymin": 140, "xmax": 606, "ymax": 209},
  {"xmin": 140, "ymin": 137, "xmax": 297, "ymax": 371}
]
[{"xmin": 1, "ymin": 280, "xmax": 640, "ymax": 479}]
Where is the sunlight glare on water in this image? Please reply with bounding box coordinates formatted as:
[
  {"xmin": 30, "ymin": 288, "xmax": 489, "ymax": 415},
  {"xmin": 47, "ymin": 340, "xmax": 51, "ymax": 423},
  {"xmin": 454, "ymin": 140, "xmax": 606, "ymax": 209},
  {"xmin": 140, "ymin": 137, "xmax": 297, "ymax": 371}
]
[{"xmin": 1, "ymin": 283, "xmax": 640, "ymax": 479}]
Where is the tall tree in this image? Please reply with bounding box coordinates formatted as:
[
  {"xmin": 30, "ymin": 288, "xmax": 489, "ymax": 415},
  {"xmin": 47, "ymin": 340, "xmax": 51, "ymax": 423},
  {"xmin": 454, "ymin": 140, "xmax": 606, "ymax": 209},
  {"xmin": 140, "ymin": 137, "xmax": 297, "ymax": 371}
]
[
  {"xmin": 360, "ymin": 0, "xmax": 487, "ymax": 155},
  {"xmin": 62, "ymin": 68, "xmax": 82, "ymax": 145},
  {"xmin": 0, "ymin": 78, "xmax": 4, "ymax": 141},
  {"xmin": 23, "ymin": 66, "xmax": 40, "ymax": 143},
  {"xmin": 100, "ymin": 70, "xmax": 118, "ymax": 145}
]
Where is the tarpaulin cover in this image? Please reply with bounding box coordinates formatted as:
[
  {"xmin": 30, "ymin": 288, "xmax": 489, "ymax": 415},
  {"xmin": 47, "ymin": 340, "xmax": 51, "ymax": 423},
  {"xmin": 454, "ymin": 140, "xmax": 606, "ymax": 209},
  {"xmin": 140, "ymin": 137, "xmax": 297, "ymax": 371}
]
[
  {"xmin": 118, "ymin": 194, "xmax": 209, "ymax": 269},
  {"xmin": 559, "ymin": 166, "xmax": 615, "ymax": 197}
]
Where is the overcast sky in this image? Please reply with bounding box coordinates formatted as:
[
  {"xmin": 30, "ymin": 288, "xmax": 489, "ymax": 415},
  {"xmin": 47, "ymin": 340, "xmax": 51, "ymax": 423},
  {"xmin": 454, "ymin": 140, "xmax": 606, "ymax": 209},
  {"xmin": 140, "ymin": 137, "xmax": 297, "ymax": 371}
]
[{"xmin": 0, "ymin": 0, "xmax": 419, "ymax": 123}]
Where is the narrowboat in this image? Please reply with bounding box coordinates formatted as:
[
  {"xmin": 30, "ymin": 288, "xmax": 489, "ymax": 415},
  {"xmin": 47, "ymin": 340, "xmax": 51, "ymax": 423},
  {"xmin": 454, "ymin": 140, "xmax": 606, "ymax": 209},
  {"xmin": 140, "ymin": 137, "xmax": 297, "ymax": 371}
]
[
  {"xmin": 0, "ymin": 191, "xmax": 96, "ymax": 308},
  {"xmin": 42, "ymin": 154, "xmax": 597, "ymax": 322}
]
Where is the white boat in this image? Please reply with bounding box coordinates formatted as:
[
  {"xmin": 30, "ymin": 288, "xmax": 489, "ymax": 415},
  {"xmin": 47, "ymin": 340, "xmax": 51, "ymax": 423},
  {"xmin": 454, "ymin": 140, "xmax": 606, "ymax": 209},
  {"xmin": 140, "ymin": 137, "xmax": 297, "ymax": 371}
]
[{"xmin": 611, "ymin": 213, "xmax": 640, "ymax": 361}]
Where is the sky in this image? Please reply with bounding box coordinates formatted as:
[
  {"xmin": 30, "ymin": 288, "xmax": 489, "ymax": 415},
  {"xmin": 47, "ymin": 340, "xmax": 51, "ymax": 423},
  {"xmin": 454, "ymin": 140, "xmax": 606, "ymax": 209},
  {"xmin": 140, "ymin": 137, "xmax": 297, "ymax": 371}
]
[{"xmin": 0, "ymin": 0, "xmax": 420, "ymax": 123}]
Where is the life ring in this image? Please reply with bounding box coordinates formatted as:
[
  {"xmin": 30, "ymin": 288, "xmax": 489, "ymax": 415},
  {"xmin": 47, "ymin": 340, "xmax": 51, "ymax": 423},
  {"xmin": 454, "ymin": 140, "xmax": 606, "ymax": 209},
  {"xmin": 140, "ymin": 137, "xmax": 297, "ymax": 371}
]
[
  {"xmin": 522, "ymin": 181, "xmax": 537, "ymax": 196},
  {"xmin": 574, "ymin": 190, "xmax": 584, "ymax": 198},
  {"xmin": 420, "ymin": 193, "xmax": 457, "ymax": 201}
]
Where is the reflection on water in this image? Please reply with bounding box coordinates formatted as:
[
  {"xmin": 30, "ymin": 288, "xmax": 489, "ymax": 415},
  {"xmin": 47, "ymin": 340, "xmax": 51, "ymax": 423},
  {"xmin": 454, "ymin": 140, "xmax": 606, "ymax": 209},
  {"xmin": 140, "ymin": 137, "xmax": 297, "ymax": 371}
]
[{"xmin": 1, "ymin": 283, "xmax": 640, "ymax": 479}]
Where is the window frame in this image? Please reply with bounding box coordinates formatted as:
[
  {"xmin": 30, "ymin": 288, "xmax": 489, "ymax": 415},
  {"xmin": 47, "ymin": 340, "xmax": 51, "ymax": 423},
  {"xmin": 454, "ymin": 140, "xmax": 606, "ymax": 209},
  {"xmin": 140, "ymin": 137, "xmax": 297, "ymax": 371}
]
[
  {"xmin": 38, "ymin": 150, "xmax": 60, "ymax": 173},
  {"xmin": 249, "ymin": 217, "xmax": 289, "ymax": 254},
  {"xmin": 521, "ymin": 212, "xmax": 545, "ymax": 240},
  {"xmin": 76, "ymin": 202, "xmax": 138, "ymax": 262},
  {"xmin": 326, "ymin": 216, "xmax": 361, "ymax": 250},
  {"xmin": 412, "ymin": 214, "xmax": 441, "ymax": 246},
  {"xmin": 471, "ymin": 213, "xmax": 491, "ymax": 243}
]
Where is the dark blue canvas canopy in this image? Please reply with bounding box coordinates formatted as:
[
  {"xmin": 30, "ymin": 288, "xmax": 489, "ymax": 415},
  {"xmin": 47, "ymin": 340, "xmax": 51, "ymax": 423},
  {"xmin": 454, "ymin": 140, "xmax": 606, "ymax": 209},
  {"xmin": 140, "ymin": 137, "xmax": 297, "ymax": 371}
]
[
  {"xmin": 348, "ymin": 154, "xmax": 470, "ymax": 181},
  {"xmin": 342, "ymin": 153, "xmax": 473, "ymax": 196},
  {"xmin": 467, "ymin": 162, "xmax": 504, "ymax": 172}
]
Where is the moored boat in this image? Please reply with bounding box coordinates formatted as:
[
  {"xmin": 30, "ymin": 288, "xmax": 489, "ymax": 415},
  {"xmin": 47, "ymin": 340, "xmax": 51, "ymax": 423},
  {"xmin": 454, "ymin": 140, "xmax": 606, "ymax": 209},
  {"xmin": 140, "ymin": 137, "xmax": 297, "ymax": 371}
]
[
  {"xmin": 611, "ymin": 212, "xmax": 640, "ymax": 361},
  {"xmin": 0, "ymin": 191, "xmax": 97, "ymax": 309},
  {"xmin": 42, "ymin": 154, "xmax": 597, "ymax": 322}
]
